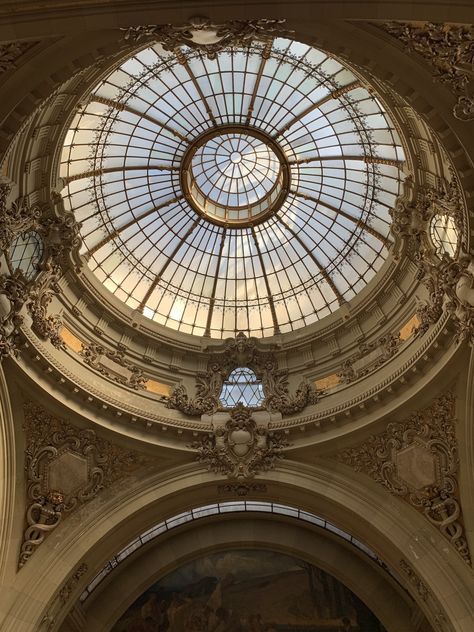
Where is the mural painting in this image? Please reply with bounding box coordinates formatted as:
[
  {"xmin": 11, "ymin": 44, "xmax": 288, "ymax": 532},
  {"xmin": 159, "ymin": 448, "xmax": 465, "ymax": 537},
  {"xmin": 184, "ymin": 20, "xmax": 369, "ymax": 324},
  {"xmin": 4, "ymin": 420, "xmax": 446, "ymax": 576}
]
[{"xmin": 111, "ymin": 550, "xmax": 386, "ymax": 631}]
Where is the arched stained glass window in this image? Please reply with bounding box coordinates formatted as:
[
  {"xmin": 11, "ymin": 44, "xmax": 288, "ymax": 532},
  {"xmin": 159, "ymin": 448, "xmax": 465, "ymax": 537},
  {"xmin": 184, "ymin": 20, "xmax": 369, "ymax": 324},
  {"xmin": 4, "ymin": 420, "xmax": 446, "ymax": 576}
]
[{"xmin": 219, "ymin": 367, "xmax": 264, "ymax": 408}]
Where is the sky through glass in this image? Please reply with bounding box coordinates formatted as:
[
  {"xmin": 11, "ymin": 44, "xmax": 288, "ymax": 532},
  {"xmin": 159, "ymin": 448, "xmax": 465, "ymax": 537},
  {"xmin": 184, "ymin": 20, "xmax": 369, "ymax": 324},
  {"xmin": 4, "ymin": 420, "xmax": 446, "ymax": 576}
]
[{"xmin": 60, "ymin": 38, "xmax": 405, "ymax": 338}]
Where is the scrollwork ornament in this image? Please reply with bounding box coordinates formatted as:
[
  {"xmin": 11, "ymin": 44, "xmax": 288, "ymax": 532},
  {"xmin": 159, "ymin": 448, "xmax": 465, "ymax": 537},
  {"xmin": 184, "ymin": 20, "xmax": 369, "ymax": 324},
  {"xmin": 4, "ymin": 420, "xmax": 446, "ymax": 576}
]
[
  {"xmin": 20, "ymin": 403, "xmax": 149, "ymax": 567},
  {"xmin": 190, "ymin": 403, "xmax": 290, "ymax": 479},
  {"xmin": 165, "ymin": 332, "xmax": 322, "ymax": 416},
  {"xmin": 382, "ymin": 22, "xmax": 474, "ymax": 121},
  {"xmin": 338, "ymin": 393, "xmax": 470, "ymax": 564},
  {"xmin": 122, "ymin": 18, "xmax": 291, "ymax": 59},
  {"xmin": 0, "ymin": 268, "xmax": 29, "ymax": 358},
  {"xmin": 80, "ymin": 342, "xmax": 147, "ymax": 390}
]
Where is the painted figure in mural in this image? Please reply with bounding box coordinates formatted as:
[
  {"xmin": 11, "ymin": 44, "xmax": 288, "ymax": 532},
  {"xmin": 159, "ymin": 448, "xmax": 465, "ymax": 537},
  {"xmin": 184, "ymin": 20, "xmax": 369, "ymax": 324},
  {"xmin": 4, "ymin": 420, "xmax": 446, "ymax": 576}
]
[{"xmin": 111, "ymin": 550, "xmax": 386, "ymax": 632}]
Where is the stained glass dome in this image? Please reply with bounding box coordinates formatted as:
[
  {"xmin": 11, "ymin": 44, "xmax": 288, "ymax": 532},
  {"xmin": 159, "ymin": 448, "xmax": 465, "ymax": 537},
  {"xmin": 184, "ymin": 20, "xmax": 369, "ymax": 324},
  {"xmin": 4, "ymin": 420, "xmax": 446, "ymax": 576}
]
[{"xmin": 60, "ymin": 37, "xmax": 405, "ymax": 338}]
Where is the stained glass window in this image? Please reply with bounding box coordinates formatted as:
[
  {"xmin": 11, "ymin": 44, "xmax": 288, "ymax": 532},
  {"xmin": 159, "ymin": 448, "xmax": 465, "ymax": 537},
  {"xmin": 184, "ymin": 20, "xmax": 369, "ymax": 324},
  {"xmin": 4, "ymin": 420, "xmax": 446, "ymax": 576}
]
[
  {"xmin": 219, "ymin": 367, "xmax": 264, "ymax": 408},
  {"xmin": 60, "ymin": 37, "xmax": 405, "ymax": 338}
]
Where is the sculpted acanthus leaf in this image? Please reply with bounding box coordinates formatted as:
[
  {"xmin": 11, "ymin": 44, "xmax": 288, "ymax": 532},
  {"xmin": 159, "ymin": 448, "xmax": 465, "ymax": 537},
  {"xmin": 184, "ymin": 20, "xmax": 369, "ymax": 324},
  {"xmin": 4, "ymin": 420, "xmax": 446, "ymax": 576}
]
[
  {"xmin": 338, "ymin": 393, "xmax": 470, "ymax": 564},
  {"xmin": 123, "ymin": 18, "xmax": 290, "ymax": 59},
  {"xmin": 190, "ymin": 404, "xmax": 290, "ymax": 479}
]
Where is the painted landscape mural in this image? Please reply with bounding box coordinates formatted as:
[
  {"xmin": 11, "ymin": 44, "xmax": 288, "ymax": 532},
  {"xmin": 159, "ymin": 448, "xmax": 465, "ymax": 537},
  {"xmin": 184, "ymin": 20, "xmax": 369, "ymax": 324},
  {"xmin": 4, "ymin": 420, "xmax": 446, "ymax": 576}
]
[{"xmin": 111, "ymin": 550, "xmax": 386, "ymax": 631}]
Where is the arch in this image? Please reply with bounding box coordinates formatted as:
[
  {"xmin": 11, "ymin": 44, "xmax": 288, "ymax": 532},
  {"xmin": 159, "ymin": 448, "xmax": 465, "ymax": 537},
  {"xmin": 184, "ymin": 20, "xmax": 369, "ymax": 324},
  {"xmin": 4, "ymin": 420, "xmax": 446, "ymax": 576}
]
[{"xmin": 3, "ymin": 461, "xmax": 473, "ymax": 631}]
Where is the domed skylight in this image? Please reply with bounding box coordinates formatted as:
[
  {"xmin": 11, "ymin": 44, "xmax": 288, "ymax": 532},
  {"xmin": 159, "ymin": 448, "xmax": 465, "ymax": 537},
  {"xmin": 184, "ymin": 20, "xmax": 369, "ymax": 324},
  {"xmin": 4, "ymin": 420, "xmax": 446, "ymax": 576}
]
[{"xmin": 60, "ymin": 37, "xmax": 405, "ymax": 338}]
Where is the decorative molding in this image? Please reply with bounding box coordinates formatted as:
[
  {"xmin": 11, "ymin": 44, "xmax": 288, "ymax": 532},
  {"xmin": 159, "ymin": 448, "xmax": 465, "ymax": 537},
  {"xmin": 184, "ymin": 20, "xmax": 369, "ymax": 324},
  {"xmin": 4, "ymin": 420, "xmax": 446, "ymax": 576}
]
[
  {"xmin": 399, "ymin": 559, "xmax": 430, "ymax": 601},
  {"xmin": 80, "ymin": 342, "xmax": 147, "ymax": 390},
  {"xmin": 19, "ymin": 403, "xmax": 149, "ymax": 568},
  {"xmin": 0, "ymin": 41, "xmax": 37, "ymax": 73},
  {"xmin": 165, "ymin": 332, "xmax": 322, "ymax": 416},
  {"xmin": 122, "ymin": 17, "xmax": 290, "ymax": 58},
  {"xmin": 399, "ymin": 560, "xmax": 451, "ymax": 631},
  {"xmin": 0, "ymin": 188, "xmax": 82, "ymax": 357},
  {"xmin": 190, "ymin": 403, "xmax": 290, "ymax": 479},
  {"xmin": 0, "ymin": 182, "xmax": 42, "ymax": 251},
  {"xmin": 217, "ymin": 482, "xmax": 267, "ymax": 496},
  {"xmin": 382, "ymin": 22, "xmax": 474, "ymax": 121},
  {"xmin": 39, "ymin": 563, "xmax": 88, "ymax": 632},
  {"xmin": 337, "ymin": 332, "xmax": 401, "ymax": 384},
  {"xmin": 338, "ymin": 393, "xmax": 470, "ymax": 564}
]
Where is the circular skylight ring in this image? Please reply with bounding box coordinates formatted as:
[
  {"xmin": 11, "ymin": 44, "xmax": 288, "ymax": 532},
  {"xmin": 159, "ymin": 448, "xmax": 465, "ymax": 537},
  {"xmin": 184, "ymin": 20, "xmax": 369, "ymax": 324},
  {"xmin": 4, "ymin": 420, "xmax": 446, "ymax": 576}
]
[{"xmin": 180, "ymin": 125, "xmax": 290, "ymax": 227}]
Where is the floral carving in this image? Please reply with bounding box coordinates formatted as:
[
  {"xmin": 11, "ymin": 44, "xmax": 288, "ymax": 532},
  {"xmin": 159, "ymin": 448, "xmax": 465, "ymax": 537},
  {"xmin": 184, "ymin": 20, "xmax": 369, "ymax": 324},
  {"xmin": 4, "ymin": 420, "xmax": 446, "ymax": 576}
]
[
  {"xmin": 399, "ymin": 559, "xmax": 430, "ymax": 601},
  {"xmin": 0, "ymin": 269, "xmax": 29, "ymax": 358},
  {"xmin": 336, "ymin": 332, "xmax": 401, "ymax": 384},
  {"xmin": 165, "ymin": 332, "xmax": 321, "ymax": 416},
  {"xmin": 190, "ymin": 404, "xmax": 290, "ymax": 479},
  {"xmin": 20, "ymin": 403, "xmax": 149, "ymax": 568},
  {"xmin": 382, "ymin": 22, "xmax": 474, "ymax": 121},
  {"xmin": 217, "ymin": 482, "xmax": 267, "ymax": 496},
  {"xmin": 123, "ymin": 17, "xmax": 290, "ymax": 59},
  {"xmin": 0, "ymin": 182, "xmax": 42, "ymax": 251},
  {"xmin": 80, "ymin": 342, "xmax": 147, "ymax": 390},
  {"xmin": 338, "ymin": 393, "xmax": 470, "ymax": 564}
]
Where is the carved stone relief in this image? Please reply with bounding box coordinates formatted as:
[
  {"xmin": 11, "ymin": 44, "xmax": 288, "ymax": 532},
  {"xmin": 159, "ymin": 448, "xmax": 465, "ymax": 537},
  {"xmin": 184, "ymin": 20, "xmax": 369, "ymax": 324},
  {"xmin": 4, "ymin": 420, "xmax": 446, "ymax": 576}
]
[
  {"xmin": 338, "ymin": 393, "xmax": 470, "ymax": 564},
  {"xmin": 39, "ymin": 562, "xmax": 88, "ymax": 632},
  {"xmin": 382, "ymin": 22, "xmax": 474, "ymax": 121},
  {"xmin": 399, "ymin": 560, "xmax": 451, "ymax": 631},
  {"xmin": 217, "ymin": 482, "xmax": 268, "ymax": 496},
  {"xmin": 80, "ymin": 342, "xmax": 147, "ymax": 390},
  {"xmin": 391, "ymin": 175, "xmax": 474, "ymax": 343},
  {"xmin": 190, "ymin": 404, "xmax": 290, "ymax": 479},
  {"xmin": 20, "ymin": 403, "xmax": 149, "ymax": 568},
  {"xmin": 0, "ymin": 185, "xmax": 82, "ymax": 358},
  {"xmin": 0, "ymin": 41, "xmax": 37, "ymax": 73},
  {"xmin": 337, "ymin": 332, "xmax": 401, "ymax": 384},
  {"xmin": 123, "ymin": 17, "xmax": 291, "ymax": 58},
  {"xmin": 165, "ymin": 332, "xmax": 321, "ymax": 417}
]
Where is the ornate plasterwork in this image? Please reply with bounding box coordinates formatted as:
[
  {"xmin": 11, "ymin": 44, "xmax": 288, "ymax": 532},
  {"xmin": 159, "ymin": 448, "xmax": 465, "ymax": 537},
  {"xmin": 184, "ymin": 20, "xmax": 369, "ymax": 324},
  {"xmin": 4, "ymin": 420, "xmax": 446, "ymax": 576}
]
[
  {"xmin": 337, "ymin": 332, "xmax": 401, "ymax": 384},
  {"xmin": 123, "ymin": 17, "xmax": 290, "ymax": 58},
  {"xmin": 390, "ymin": 176, "xmax": 474, "ymax": 343},
  {"xmin": 165, "ymin": 333, "xmax": 321, "ymax": 416},
  {"xmin": 0, "ymin": 186, "xmax": 82, "ymax": 358},
  {"xmin": 19, "ymin": 403, "xmax": 148, "ymax": 568},
  {"xmin": 338, "ymin": 393, "xmax": 470, "ymax": 564},
  {"xmin": 190, "ymin": 404, "xmax": 290, "ymax": 479},
  {"xmin": 80, "ymin": 342, "xmax": 147, "ymax": 390},
  {"xmin": 217, "ymin": 482, "xmax": 268, "ymax": 496},
  {"xmin": 0, "ymin": 41, "xmax": 36, "ymax": 73},
  {"xmin": 40, "ymin": 563, "xmax": 88, "ymax": 631},
  {"xmin": 382, "ymin": 22, "xmax": 474, "ymax": 121}
]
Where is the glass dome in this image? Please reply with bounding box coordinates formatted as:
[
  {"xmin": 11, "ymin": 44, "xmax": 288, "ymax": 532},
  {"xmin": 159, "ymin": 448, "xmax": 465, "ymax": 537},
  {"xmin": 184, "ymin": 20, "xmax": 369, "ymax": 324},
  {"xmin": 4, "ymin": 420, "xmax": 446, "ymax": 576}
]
[{"xmin": 60, "ymin": 38, "xmax": 405, "ymax": 338}]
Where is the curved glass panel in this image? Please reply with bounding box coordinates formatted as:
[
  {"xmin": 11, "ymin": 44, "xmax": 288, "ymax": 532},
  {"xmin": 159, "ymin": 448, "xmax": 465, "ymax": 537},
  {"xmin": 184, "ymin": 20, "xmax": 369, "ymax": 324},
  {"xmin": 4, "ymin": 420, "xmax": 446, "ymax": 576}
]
[{"xmin": 60, "ymin": 38, "xmax": 405, "ymax": 338}]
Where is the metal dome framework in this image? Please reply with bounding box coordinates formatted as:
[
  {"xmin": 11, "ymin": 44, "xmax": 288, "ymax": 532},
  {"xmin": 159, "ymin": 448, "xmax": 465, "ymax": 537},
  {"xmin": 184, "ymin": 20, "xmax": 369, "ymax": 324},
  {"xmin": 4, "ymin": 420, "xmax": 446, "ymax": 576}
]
[{"xmin": 60, "ymin": 37, "xmax": 405, "ymax": 339}]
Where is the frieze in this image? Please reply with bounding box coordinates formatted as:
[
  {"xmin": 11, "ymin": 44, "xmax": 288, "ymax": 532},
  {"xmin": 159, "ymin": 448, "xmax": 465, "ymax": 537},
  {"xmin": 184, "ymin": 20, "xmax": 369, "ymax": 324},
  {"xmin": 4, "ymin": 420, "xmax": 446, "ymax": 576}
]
[
  {"xmin": 336, "ymin": 332, "xmax": 401, "ymax": 384},
  {"xmin": 338, "ymin": 393, "xmax": 470, "ymax": 564},
  {"xmin": 382, "ymin": 22, "xmax": 474, "ymax": 121},
  {"xmin": 80, "ymin": 342, "xmax": 147, "ymax": 390},
  {"xmin": 19, "ymin": 403, "xmax": 149, "ymax": 568},
  {"xmin": 122, "ymin": 17, "xmax": 290, "ymax": 59},
  {"xmin": 190, "ymin": 404, "xmax": 290, "ymax": 479},
  {"xmin": 165, "ymin": 332, "xmax": 322, "ymax": 416}
]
